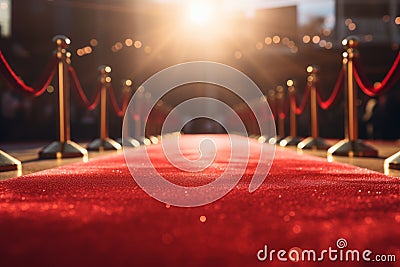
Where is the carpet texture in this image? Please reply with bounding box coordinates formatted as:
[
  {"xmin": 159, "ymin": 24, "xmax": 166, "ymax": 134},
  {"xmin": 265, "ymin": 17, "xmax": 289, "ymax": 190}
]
[{"xmin": 0, "ymin": 135, "xmax": 399, "ymax": 267}]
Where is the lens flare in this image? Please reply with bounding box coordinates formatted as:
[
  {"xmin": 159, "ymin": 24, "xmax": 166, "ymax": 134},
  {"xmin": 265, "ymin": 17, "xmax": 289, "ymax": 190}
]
[{"xmin": 187, "ymin": 1, "xmax": 214, "ymax": 26}]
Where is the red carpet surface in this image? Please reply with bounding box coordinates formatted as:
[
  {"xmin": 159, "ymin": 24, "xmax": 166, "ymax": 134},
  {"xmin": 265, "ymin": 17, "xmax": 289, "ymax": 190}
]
[{"xmin": 0, "ymin": 134, "xmax": 399, "ymax": 266}]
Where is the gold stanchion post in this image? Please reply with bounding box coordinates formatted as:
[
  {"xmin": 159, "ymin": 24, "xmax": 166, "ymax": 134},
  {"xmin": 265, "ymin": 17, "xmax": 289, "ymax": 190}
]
[
  {"xmin": 266, "ymin": 89, "xmax": 279, "ymax": 144},
  {"xmin": 118, "ymin": 79, "xmax": 140, "ymax": 147},
  {"xmin": 131, "ymin": 86, "xmax": 151, "ymax": 145},
  {"xmin": 276, "ymin": 85, "xmax": 285, "ymax": 140},
  {"xmin": 280, "ymin": 80, "xmax": 302, "ymax": 146},
  {"xmin": 87, "ymin": 66, "xmax": 121, "ymax": 151},
  {"xmin": 328, "ymin": 36, "xmax": 378, "ymax": 157},
  {"xmin": 39, "ymin": 35, "xmax": 88, "ymax": 159},
  {"xmin": 133, "ymin": 86, "xmax": 146, "ymax": 145},
  {"xmin": 0, "ymin": 150, "xmax": 21, "ymax": 172},
  {"xmin": 298, "ymin": 65, "xmax": 330, "ymax": 150}
]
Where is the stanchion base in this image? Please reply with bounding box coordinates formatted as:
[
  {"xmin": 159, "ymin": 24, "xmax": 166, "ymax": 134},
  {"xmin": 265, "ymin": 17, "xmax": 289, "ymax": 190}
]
[
  {"xmin": 279, "ymin": 136, "xmax": 303, "ymax": 147},
  {"xmin": 137, "ymin": 137, "xmax": 152, "ymax": 146},
  {"xmin": 268, "ymin": 136, "xmax": 284, "ymax": 145},
  {"xmin": 0, "ymin": 150, "xmax": 22, "ymax": 172},
  {"xmin": 39, "ymin": 141, "xmax": 88, "ymax": 159},
  {"xmin": 298, "ymin": 137, "xmax": 330, "ymax": 150},
  {"xmin": 117, "ymin": 137, "xmax": 141, "ymax": 148},
  {"xmin": 327, "ymin": 139, "xmax": 378, "ymax": 158},
  {"xmin": 256, "ymin": 135, "xmax": 268, "ymax": 143},
  {"xmin": 384, "ymin": 151, "xmax": 400, "ymax": 170},
  {"xmin": 87, "ymin": 137, "xmax": 122, "ymax": 151}
]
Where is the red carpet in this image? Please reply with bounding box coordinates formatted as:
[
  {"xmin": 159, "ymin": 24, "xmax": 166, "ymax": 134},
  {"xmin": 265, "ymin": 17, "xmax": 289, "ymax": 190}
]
[{"xmin": 0, "ymin": 135, "xmax": 399, "ymax": 266}]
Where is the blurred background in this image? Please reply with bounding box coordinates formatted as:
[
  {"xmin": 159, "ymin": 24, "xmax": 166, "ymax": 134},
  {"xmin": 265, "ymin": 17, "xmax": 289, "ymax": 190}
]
[{"xmin": 0, "ymin": 0, "xmax": 400, "ymax": 141}]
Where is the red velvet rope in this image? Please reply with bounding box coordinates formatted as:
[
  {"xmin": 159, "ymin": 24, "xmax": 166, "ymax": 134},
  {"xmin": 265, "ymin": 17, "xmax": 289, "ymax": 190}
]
[
  {"xmin": 353, "ymin": 52, "xmax": 400, "ymax": 97},
  {"xmin": 0, "ymin": 51, "xmax": 57, "ymax": 97},
  {"xmin": 316, "ymin": 68, "xmax": 344, "ymax": 110},
  {"xmin": 108, "ymin": 85, "xmax": 130, "ymax": 117},
  {"xmin": 290, "ymin": 85, "xmax": 311, "ymax": 115},
  {"xmin": 68, "ymin": 66, "xmax": 101, "ymax": 111}
]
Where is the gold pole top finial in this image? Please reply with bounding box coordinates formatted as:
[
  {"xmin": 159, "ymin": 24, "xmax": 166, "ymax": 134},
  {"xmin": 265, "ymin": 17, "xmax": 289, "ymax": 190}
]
[
  {"xmin": 122, "ymin": 79, "xmax": 132, "ymax": 94},
  {"xmin": 122, "ymin": 79, "xmax": 133, "ymax": 87},
  {"xmin": 287, "ymin": 79, "xmax": 295, "ymax": 93},
  {"xmin": 276, "ymin": 85, "xmax": 284, "ymax": 93},
  {"xmin": 306, "ymin": 65, "xmax": 320, "ymax": 74},
  {"xmin": 52, "ymin": 35, "xmax": 71, "ymax": 49},
  {"xmin": 276, "ymin": 85, "xmax": 284, "ymax": 100},
  {"xmin": 268, "ymin": 89, "xmax": 276, "ymax": 99},
  {"xmin": 342, "ymin": 36, "xmax": 360, "ymax": 49},
  {"xmin": 98, "ymin": 65, "xmax": 112, "ymax": 74},
  {"xmin": 98, "ymin": 65, "xmax": 112, "ymax": 84}
]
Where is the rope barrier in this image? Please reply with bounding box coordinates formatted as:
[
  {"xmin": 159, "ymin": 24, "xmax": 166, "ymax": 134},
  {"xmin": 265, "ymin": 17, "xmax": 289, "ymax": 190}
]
[
  {"xmin": 297, "ymin": 65, "xmax": 330, "ymax": 150},
  {"xmin": 68, "ymin": 66, "xmax": 101, "ymax": 111},
  {"xmin": 86, "ymin": 65, "xmax": 121, "ymax": 151},
  {"xmin": 290, "ymin": 84, "xmax": 311, "ymax": 115},
  {"xmin": 278, "ymin": 80, "xmax": 303, "ymax": 147},
  {"xmin": 108, "ymin": 85, "xmax": 130, "ymax": 117},
  {"xmin": 327, "ymin": 36, "xmax": 378, "ymax": 158},
  {"xmin": 353, "ymin": 51, "xmax": 400, "ymax": 97},
  {"xmin": 316, "ymin": 68, "xmax": 344, "ymax": 110},
  {"xmin": 0, "ymin": 51, "xmax": 57, "ymax": 97},
  {"xmin": 278, "ymin": 111, "xmax": 286, "ymax": 120},
  {"xmin": 38, "ymin": 35, "xmax": 88, "ymax": 159}
]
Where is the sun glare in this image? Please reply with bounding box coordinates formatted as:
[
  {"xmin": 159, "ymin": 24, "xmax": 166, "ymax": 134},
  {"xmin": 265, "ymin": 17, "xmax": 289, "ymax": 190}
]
[
  {"xmin": 187, "ymin": 1, "xmax": 214, "ymax": 26},
  {"xmin": 179, "ymin": 0, "xmax": 229, "ymax": 41}
]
